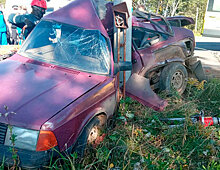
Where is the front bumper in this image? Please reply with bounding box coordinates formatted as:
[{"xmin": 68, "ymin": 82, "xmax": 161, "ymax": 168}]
[{"xmin": 0, "ymin": 144, "xmax": 57, "ymax": 168}]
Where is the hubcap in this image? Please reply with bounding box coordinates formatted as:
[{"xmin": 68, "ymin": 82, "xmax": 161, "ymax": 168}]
[{"xmin": 171, "ymin": 70, "xmax": 184, "ymax": 90}]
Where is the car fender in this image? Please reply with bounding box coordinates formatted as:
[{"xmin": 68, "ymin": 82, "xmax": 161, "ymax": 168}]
[
  {"xmin": 64, "ymin": 111, "xmax": 107, "ymax": 154},
  {"xmin": 40, "ymin": 78, "xmax": 117, "ymax": 152},
  {"xmin": 153, "ymin": 39, "xmax": 193, "ymax": 64},
  {"xmin": 52, "ymin": 94, "xmax": 115, "ymax": 152}
]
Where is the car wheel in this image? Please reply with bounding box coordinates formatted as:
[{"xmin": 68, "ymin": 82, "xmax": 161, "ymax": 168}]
[
  {"xmin": 72, "ymin": 116, "xmax": 102, "ymax": 157},
  {"xmin": 159, "ymin": 62, "xmax": 188, "ymax": 94}
]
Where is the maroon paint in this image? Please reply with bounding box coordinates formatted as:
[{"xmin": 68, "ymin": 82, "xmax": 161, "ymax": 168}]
[
  {"xmin": 132, "ymin": 15, "xmax": 195, "ymax": 71},
  {"xmin": 44, "ymin": 0, "xmax": 108, "ymax": 38},
  {"xmin": 43, "ymin": 78, "xmax": 117, "ymax": 151},
  {"xmin": 0, "ymin": 0, "xmax": 118, "ymax": 154},
  {"xmin": 0, "ymin": 54, "xmax": 108, "ymax": 130},
  {"xmin": 167, "ymin": 16, "xmax": 195, "ymax": 25}
]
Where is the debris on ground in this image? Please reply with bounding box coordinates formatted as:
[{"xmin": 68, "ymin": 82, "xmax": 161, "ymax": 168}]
[
  {"xmin": 0, "ymin": 45, "xmax": 20, "ymax": 61},
  {"xmin": 153, "ymin": 111, "xmax": 220, "ymax": 128}
]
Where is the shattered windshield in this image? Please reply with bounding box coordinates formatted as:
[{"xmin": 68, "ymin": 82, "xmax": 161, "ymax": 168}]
[{"xmin": 19, "ymin": 20, "xmax": 111, "ymax": 75}]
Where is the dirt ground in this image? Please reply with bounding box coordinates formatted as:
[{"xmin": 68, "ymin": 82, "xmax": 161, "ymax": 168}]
[{"xmin": 0, "ymin": 45, "xmax": 19, "ymax": 60}]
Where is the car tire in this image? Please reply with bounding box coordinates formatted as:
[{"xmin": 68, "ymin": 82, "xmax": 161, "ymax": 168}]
[
  {"xmin": 72, "ymin": 117, "xmax": 102, "ymax": 157},
  {"xmin": 159, "ymin": 62, "xmax": 188, "ymax": 94}
]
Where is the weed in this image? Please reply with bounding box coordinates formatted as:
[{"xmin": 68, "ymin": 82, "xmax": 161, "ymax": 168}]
[
  {"xmin": 0, "ymin": 106, "xmax": 19, "ymax": 169},
  {"xmin": 202, "ymin": 160, "xmax": 220, "ymax": 170},
  {"xmin": 48, "ymin": 148, "xmax": 77, "ymax": 170},
  {"xmin": 0, "ymin": 157, "xmax": 4, "ymax": 170}
]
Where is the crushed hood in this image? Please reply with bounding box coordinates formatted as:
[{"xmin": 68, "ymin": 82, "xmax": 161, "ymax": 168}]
[{"xmin": 0, "ymin": 55, "xmax": 106, "ymax": 130}]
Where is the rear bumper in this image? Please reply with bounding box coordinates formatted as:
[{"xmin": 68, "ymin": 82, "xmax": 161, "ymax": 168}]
[{"xmin": 0, "ymin": 144, "xmax": 57, "ymax": 168}]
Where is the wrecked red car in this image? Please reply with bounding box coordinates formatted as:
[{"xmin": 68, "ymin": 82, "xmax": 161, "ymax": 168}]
[
  {"xmin": 126, "ymin": 11, "xmax": 204, "ymax": 110},
  {"xmin": 0, "ymin": 0, "xmax": 131, "ymax": 168},
  {"xmin": 0, "ymin": 0, "xmax": 204, "ymax": 168}
]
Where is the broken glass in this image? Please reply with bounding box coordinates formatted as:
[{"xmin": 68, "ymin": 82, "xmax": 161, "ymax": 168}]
[{"xmin": 19, "ymin": 20, "xmax": 111, "ymax": 75}]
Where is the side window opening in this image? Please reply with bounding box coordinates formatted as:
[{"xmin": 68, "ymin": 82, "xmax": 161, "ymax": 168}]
[{"xmin": 132, "ymin": 27, "xmax": 167, "ymax": 49}]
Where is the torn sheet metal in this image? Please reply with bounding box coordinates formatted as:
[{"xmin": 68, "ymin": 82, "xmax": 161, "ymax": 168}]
[
  {"xmin": 167, "ymin": 16, "xmax": 195, "ymax": 27},
  {"xmin": 189, "ymin": 60, "xmax": 207, "ymax": 81},
  {"xmin": 126, "ymin": 73, "xmax": 168, "ymax": 111},
  {"xmin": 44, "ymin": 0, "xmax": 108, "ymax": 38}
]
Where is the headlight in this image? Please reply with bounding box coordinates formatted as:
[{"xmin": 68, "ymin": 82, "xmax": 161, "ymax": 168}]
[{"xmin": 4, "ymin": 126, "xmax": 39, "ymax": 151}]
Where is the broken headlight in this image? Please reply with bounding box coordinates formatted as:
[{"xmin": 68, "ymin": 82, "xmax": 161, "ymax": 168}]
[{"xmin": 4, "ymin": 126, "xmax": 39, "ymax": 151}]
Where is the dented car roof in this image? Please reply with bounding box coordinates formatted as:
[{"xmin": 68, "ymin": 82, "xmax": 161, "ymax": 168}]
[{"xmin": 44, "ymin": 0, "xmax": 109, "ymax": 38}]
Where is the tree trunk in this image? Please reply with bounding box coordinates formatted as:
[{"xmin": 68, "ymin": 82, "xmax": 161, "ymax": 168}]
[
  {"xmin": 156, "ymin": 0, "xmax": 161, "ymax": 14},
  {"xmin": 171, "ymin": 0, "xmax": 181, "ymax": 16},
  {"xmin": 164, "ymin": 2, "xmax": 169, "ymax": 17}
]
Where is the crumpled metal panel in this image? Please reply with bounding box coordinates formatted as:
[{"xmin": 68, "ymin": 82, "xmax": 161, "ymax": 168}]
[
  {"xmin": 44, "ymin": 0, "xmax": 108, "ymax": 38},
  {"xmin": 126, "ymin": 73, "xmax": 168, "ymax": 111},
  {"xmin": 167, "ymin": 16, "xmax": 195, "ymax": 26},
  {"xmin": 189, "ymin": 60, "xmax": 207, "ymax": 81},
  {"xmin": 154, "ymin": 45, "xmax": 186, "ymax": 63}
]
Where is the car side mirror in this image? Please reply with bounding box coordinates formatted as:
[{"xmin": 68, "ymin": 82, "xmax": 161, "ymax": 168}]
[{"xmin": 114, "ymin": 61, "xmax": 132, "ymax": 75}]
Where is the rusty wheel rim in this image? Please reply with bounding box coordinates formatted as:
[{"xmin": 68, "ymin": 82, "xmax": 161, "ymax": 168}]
[
  {"xmin": 87, "ymin": 126, "xmax": 99, "ymax": 144},
  {"xmin": 171, "ymin": 70, "xmax": 184, "ymax": 90}
]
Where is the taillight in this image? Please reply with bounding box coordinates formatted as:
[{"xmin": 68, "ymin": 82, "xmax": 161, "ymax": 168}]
[{"xmin": 36, "ymin": 130, "xmax": 58, "ymax": 151}]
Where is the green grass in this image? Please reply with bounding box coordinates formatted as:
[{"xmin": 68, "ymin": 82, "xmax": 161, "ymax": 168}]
[{"xmin": 49, "ymin": 78, "xmax": 220, "ymax": 169}]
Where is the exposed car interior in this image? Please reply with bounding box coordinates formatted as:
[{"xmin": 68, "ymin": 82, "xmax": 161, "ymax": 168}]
[{"xmin": 132, "ymin": 27, "xmax": 168, "ymax": 49}]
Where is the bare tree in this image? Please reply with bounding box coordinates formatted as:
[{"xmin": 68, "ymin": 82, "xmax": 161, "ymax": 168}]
[{"xmin": 170, "ymin": 0, "xmax": 181, "ymax": 16}]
